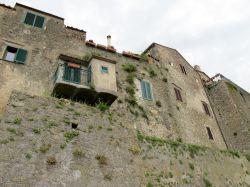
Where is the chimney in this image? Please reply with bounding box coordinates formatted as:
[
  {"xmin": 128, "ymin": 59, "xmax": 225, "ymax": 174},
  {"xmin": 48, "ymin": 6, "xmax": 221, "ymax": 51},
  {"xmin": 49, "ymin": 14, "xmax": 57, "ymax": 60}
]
[
  {"xmin": 194, "ymin": 65, "xmax": 201, "ymax": 71},
  {"xmin": 107, "ymin": 35, "xmax": 111, "ymax": 47}
]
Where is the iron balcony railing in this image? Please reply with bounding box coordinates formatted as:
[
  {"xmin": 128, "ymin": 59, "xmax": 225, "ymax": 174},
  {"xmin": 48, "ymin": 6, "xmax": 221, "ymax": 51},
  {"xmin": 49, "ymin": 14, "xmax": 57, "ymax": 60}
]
[{"xmin": 54, "ymin": 64, "xmax": 91, "ymax": 86}]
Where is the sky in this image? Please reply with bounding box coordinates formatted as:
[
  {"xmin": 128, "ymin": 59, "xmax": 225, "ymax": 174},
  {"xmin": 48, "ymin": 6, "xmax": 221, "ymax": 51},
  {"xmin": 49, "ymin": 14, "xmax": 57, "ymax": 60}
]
[{"xmin": 2, "ymin": 0, "xmax": 250, "ymax": 92}]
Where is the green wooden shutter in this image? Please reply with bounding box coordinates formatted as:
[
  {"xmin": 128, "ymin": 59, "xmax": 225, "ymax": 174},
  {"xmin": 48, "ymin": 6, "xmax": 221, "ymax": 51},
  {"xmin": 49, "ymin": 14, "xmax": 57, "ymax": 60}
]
[
  {"xmin": 145, "ymin": 82, "xmax": 152, "ymax": 100},
  {"xmin": 15, "ymin": 48, "xmax": 27, "ymax": 64},
  {"xmin": 34, "ymin": 15, "xmax": 45, "ymax": 28},
  {"xmin": 141, "ymin": 81, "xmax": 147, "ymax": 99},
  {"xmin": 24, "ymin": 12, "xmax": 35, "ymax": 25},
  {"xmin": 73, "ymin": 69, "xmax": 81, "ymax": 83},
  {"xmin": 64, "ymin": 65, "xmax": 70, "ymax": 81}
]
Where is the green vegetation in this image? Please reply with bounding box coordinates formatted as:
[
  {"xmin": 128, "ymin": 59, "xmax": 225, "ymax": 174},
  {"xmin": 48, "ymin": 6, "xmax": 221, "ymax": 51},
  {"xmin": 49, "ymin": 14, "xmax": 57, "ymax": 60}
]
[
  {"xmin": 39, "ymin": 144, "xmax": 51, "ymax": 153},
  {"xmin": 162, "ymin": 77, "xmax": 168, "ymax": 82},
  {"xmin": 126, "ymin": 73, "xmax": 135, "ymax": 84},
  {"xmin": 203, "ymin": 177, "xmax": 213, "ymax": 187},
  {"xmin": 107, "ymin": 127, "xmax": 112, "ymax": 131},
  {"xmin": 245, "ymin": 154, "xmax": 250, "ymax": 162},
  {"xmin": 13, "ymin": 117, "xmax": 22, "ymax": 125},
  {"xmin": 189, "ymin": 163, "xmax": 195, "ymax": 170},
  {"xmin": 137, "ymin": 130, "xmax": 206, "ymax": 157},
  {"xmin": 73, "ymin": 148, "xmax": 85, "ymax": 157},
  {"xmin": 60, "ymin": 143, "xmax": 67, "ymax": 149},
  {"xmin": 74, "ymin": 111, "xmax": 81, "ymax": 116},
  {"xmin": 125, "ymin": 85, "xmax": 135, "ymax": 96},
  {"xmin": 25, "ymin": 153, "xmax": 32, "ymax": 160},
  {"xmin": 47, "ymin": 156, "xmax": 57, "ymax": 165},
  {"xmin": 128, "ymin": 146, "xmax": 141, "ymax": 155},
  {"xmin": 140, "ymin": 53, "xmax": 148, "ymax": 62},
  {"xmin": 96, "ymin": 102, "xmax": 109, "ymax": 112},
  {"xmin": 148, "ymin": 68, "xmax": 157, "ymax": 78},
  {"xmin": 95, "ymin": 154, "xmax": 108, "ymax": 166},
  {"xmin": 156, "ymin": 101, "xmax": 162, "ymax": 107},
  {"xmin": 64, "ymin": 131, "xmax": 79, "ymax": 142},
  {"xmin": 47, "ymin": 121, "xmax": 57, "ymax": 128},
  {"xmin": 122, "ymin": 64, "xmax": 137, "ymax": 73},
  {"xmin": 32, "ymin": 128, "xmax": 41, "ymax": 134},
  {"xmin": 226, "ymin": 82, "xmax": 237, "ymax": 92},
  {"xmin": 125, "ymin": 96, "xmax": 137, "ymax": 106},
  {"xmin": 0, "ymin": 139, "xmax": 9, "ymax": 144},
  {"xmin": 146, "ymin": 182, "xmax": 153, "ymax": 187}
]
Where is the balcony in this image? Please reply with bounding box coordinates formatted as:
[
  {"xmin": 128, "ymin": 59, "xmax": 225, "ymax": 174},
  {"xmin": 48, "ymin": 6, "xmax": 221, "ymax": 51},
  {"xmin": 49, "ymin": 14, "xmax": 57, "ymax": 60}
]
[{"xmin": 52, "ymin": 61, "xmax": 117, "ymax": 105}]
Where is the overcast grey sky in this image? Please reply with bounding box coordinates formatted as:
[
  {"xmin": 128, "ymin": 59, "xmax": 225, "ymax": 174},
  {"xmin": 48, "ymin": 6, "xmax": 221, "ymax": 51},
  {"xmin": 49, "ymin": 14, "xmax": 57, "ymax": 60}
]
[{"xmin": 2, "ymin": 0, "xmax": 250, "ymax": 92}]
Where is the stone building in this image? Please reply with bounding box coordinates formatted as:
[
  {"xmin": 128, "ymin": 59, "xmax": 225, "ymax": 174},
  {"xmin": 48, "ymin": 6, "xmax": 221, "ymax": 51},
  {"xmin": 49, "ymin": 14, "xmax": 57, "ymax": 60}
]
[{"xmin": 0, "ymin": 2, "xmax": 249, "ymax": 153}]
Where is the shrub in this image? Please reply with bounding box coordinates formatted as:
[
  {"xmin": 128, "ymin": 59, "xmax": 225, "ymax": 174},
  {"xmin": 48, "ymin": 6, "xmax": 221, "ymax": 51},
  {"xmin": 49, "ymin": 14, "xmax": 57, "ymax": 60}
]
[
  {"xmin": 25, "ymin": 153, "xmax": 32, "ymax": 160},
  {"xmin": 107, "ymin": 127, "xmax": 112, "ymax": 131},
  {"xmin": 64, "ymin": 131, "xmax": 79, "ymax": 142},
  {"xmin": 95, "ymin": 154, "xmax": 107, "ymax": 166},
  {"xmin": 162, "ymin": 77, "xmax": 168, "ymax": 82},
  {"xmin": 203, "ymin": 178, "xmax": 213, "ymax": 187},
  {"xmin": 148, "ymin": 68, "xmax": 157, "ymax": 77},
  {"xmin": 140, "ymin": 53, "xmax": 148, "ymax": 62},
  {"xmin": 245, "ymin": 154, "xmax": 250, "ymax": 162},
  {"xmin": 47, "ymin": 156, "xmax": 57, "ymax": 165},
  {"xmin": 73, "ymin": 148, "xmax": 85, "ymax": 157},
  {"xmin": 128, "ymin": 146, "xmax": 141, "ymax": 155},
  {"xmin": 0, "ymin": 139, "xmax": 9, "ymax": 144},
  {"xmin": 146, "ymin": 182, "xmax": 153, "ymax": 187},
  {"xmin": 96, "ymin": 102, "xmax": 109, "ymax": 112},
  {"xmin": 60, "ymin": 143, "xmax": 67, "ymax": 149},
  {"xmin": 189, "ymin": 163, "xmax": 194, "ymax": 170},
  {"xmin": 122, "ymin": 64, "xmax": 137, "ymax": 73},
  {"xmin": 125, "ymin": 86, "xmax": 135, "ymax": 96},
  {"xmin": 32, "ymin": 128, "xmax": 41, "ymax": 134},
  {"xmin": 104, "ymin": 173, "xmax": 112, "ymax": 181},
  {"xmin": 13, "ymin": 117, "xmax": 22, "ymax": 125},
  {"xmin": 226, "ymin": 82, "xmax": 237, "ymax": 92},
  {"xmin": 7, "ymin": 127, "xmax": 17, "ymax": 134},
  {"xmin": 39, "ymin": 144, "xmax": 51, "ymax": 153},
  {"xmin": 125, "ymin": 96, "xmax": 137, "ymax": 106},
  {"xmin": 126, "ymin": 73, "xmax": 135, "ymax": 84},
  {"xmin": 156, "ymin": 101, "xmax": 161, "ymax": 107}
]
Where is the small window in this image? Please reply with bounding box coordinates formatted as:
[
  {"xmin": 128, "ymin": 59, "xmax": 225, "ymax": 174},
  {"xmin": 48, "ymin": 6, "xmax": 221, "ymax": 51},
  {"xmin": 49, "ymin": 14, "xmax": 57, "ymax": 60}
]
[
  {"xmin": 202, "ymin": 102, "xmax": 210, "ymax": 116},
  {"xmin": 141, "ymin": 80, "xmax": 153, "ymax": 100},
  {"xmin": 24, "ymin": 12, "xmax": 45, "ymax": 28},
  {"xmin": 206, "ymin": 127, "xmax": 214, "ymax": 140},
  {"xmin": 101, "ymin": 66, "xmax": 108, "ymax": 74},
  {"xmin": 174, "ymin": 88, "xmax": 183, "ymax": 102},
  {"xmin": 3, "ymin": 46, "xmax": 27, "ymax": 64},
  {"xmin": 179, "ymin": 64, "xmax": 187, "ymax": 75}
]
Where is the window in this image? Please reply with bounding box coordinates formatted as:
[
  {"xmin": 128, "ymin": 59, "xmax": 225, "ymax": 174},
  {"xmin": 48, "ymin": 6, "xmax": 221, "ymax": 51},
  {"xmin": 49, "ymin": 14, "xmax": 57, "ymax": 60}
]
[
  {"xmin": 202, "ymin": 102, "xmax": 210, "ymax": 116},
  {"xmin": 174, "ymin": 88, "xmax": 183, "ymax": 102},
  {"xmin": 24, "ymin": 12, "xmax": 45, "ymax": 28},
  {"xmin": 179, "ymin": 64, "xmax": 187, "ymax": 75},
  {"xmin": 101, "ymin": 66, "xmax": 108, "ymax": 74},
  {"xmin": 3, "ymin": 46, "xmax": 27, "ymax": 64},
  {"xmin": 206, "ymin": 127, "xmax": 214, "ymax": 140},
  {"xmin": 64, "ymin": 64, "xmax": 81, "ymax": 83},
  {"xmin": 141, "ymin": 80, "xmax": 153, "ymax": 100}
]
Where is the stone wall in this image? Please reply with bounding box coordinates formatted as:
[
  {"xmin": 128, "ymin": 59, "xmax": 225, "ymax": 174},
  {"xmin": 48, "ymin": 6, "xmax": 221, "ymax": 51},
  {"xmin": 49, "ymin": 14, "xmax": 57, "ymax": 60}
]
[
  {"xmin": 146, "ymin": 44, "xmax": 226, "ymax": 149},
  {"xmin": 207, "ymin": 80, "xmax": 250, "ymax": 153},
  {"xmin": 0, "ymin": 91, "xmax": 249, "ymax": 187}
]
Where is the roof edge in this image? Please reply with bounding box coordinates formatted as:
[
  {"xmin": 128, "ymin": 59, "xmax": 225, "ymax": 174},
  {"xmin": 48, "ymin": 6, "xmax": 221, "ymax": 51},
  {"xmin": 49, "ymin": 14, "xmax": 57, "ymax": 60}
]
[{"xmin": 15, "ymin": 3, "xmax": 64, "ymax": 21}]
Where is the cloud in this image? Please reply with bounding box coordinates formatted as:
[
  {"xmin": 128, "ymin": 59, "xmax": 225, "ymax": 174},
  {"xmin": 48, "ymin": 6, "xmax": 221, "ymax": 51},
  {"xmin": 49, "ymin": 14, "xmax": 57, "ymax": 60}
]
[{"xmin": 2, "ymin": 0, "xmax": 250, "ymax": 92}]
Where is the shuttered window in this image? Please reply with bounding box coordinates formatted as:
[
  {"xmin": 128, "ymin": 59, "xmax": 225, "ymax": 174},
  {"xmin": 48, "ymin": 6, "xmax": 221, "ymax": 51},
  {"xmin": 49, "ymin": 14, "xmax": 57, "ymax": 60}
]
[
  {"xmin": 101, "ymin": 66, "xmax": 108, "ymax": 74},
  {"xmin": 174, "ymin": 88, "xmax": 183, "ymax": 102},
  {"xmin": 4, "ymin": 46, "xmax": 27, "ymax": 64},
  {"xmin": 206, "ymin": 127, "xmax": 214, "ymax": 140},
  {"xmin": 141, "ymin": 80, "xmax": 153, "ymax": 100},
  {"xmin": 202, "ymin": 102, "xmax": 210, "ymax": 116},
  {"xmin": 179, "ymin": 64, "xmax": 187, "ymax": 75},
  {"xmin": 24, "ymin": 12, "xmax": 45, "ymax": 28},
  {"xmin": 64, "ymin": 65, "xmax": 81, "ymax": 84}
]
